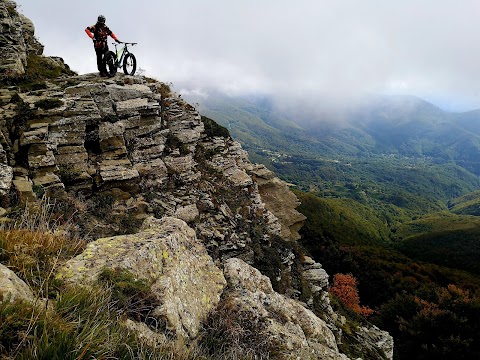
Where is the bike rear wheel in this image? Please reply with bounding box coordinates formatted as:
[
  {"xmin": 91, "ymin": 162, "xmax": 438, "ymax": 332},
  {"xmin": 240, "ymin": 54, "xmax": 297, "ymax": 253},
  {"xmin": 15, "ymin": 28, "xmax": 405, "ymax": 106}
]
[
  {"xmin": 123, "ymin": 53, "xmax": 137, "ymax": 76},
  {"xmin": 104, "ymin": 51, "xmax": 117, "ymax": 77}
]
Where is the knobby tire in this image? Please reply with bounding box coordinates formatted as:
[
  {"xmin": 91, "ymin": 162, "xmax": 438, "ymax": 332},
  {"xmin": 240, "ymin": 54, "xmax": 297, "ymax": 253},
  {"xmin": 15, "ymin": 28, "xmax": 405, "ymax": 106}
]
[
  {"xmin": 123, "ymin": 53, "xmax": 137, "ymax": 76},
  {"xmin": 104, "ymin": 51, "xmax": 117, "ymax": 77}
]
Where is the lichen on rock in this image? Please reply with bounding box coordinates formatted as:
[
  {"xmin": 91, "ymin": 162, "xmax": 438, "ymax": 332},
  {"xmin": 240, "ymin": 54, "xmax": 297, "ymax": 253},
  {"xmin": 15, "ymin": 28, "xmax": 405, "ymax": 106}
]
[
  {"xmin": 0, "ymin": 263, "xmax": 34, "ymax": 304},
  {"xmin": 57, "ymin": 216, "xmax": 226, "ymax": 339},
  {"xmin": 217, "ymin": 258, "xmax": 349, "ymax": 359}
]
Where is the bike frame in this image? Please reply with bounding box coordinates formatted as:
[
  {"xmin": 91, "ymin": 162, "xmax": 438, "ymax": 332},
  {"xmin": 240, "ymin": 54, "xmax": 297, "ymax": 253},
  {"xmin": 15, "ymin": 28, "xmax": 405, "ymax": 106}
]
[{"xmin": 112, "ymin": 42, "xmax": 137, "ymax": 68}]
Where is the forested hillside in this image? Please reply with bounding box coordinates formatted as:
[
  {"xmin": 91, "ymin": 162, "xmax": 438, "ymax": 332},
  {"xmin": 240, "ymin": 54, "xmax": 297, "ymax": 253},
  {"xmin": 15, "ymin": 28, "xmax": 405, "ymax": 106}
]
[
  {"xmin": 187, "ymin": 91, "xmax": 480, "ymax": 359},
  {"xmin": 297, "ymin": 192, "xmax": 480, "ymax": 360}
]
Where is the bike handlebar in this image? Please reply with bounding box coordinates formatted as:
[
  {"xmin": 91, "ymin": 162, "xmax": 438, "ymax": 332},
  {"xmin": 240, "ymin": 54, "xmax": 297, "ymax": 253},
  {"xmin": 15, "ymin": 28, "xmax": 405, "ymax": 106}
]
[{"xmin": 113, "ymin": 42, "xmax": 137, "ymax": 45}]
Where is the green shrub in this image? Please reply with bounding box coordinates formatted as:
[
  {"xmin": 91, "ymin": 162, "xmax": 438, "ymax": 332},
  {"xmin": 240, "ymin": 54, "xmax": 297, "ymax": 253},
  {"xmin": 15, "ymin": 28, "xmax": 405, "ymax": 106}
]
[
  {"xmin": 11, "ymin": 99, "xmax": 34, "ymax": 134},
  {"xmin": 30, "ymin": 82, "xmax": 48, "ymax": 91},
  {"xmin": 34, "ymin": 98, "xmax": 63, "ymax": 110},
  {"xmin": 99, "ymin": 268, "xmax": 161, "ymax": 326},
  {"xmin": 200, "ymin": 296, "xmax": 271, "ymax": 359},
  {"xmin": 32, "ymin": 184, "xmax": 45, "ymax": 198},
  {"xmin": 0, "ymin": 298, "xmax": 38, "ymax": 355},
  {"xmin": 58, "ymin": 164, "xmax": 81, "ymax": 185},
  {"xmin": 201, "ymin": 116, "xmax": 230, "ymax": 139}
]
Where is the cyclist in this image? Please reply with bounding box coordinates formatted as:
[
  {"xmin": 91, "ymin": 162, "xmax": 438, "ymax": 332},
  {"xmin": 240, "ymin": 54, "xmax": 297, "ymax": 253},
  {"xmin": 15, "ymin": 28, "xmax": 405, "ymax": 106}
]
[{"xmin": 85, "ymin": 15, "xmax": 121, "ymax": 77}]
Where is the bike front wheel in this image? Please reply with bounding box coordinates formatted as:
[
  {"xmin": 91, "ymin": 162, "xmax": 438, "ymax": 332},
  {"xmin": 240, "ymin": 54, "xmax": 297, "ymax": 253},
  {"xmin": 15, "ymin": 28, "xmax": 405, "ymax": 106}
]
[
  {"xmin": 104, "ymin": 51, "xmax": 117, "ymax": 77},
  {"xmin": 123, "ymin": 53, "xmax": 137, "ymax": 76}
]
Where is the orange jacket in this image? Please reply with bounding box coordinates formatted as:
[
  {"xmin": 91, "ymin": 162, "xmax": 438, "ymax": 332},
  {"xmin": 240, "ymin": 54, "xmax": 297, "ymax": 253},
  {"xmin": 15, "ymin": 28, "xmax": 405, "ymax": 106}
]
[{"xmin": 85, "ymin": 23, "xmax": 119, "ymax": 42}]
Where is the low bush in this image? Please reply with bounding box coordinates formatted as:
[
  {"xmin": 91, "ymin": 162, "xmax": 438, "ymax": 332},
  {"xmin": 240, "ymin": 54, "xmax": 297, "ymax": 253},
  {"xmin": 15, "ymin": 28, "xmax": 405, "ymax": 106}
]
[
  {"xmin": 1, "ymin": 287, "xmax": 160, "ymax": 359},
  {"xmin": 34, "ymin": 98, "xmax": 63, "ymax": 110},
  {"xmin": 158, "ymin": 82, "xmax": 172, "ymax": 98},
  {"xmin": 200, "ymin": 296, "xmax": 271, "ymax": 359},
  {"xmin": 0, "ymin": 228, "xmax": 85, "ymax": 298},
  {"xmin": 99, "ymin": 268, "xmax": 160, "ymax": 326},
  {"xmin": 58, "ymin": 164, "xmax": 81, "ymax": 185},
  {"xmin": 201, "ymin": 116, "xmax": 230, "ymax": 139}
]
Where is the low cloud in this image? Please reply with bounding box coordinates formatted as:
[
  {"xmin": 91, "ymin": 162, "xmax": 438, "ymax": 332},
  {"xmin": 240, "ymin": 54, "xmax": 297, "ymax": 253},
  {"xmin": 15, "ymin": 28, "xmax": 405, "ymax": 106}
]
[{"xmin": 16, "ymin": 0, "xmax": 480, "ymax": 111}]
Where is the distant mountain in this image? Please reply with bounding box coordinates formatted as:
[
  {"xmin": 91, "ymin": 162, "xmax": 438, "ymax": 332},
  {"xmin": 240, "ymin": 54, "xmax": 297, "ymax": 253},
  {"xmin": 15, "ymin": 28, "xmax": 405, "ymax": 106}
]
[
  {"xmin": 184, "ymin": 91, "xmax": 480, "ymax": 214},
  {"xmin": 449, "ymin": 189, "xmax": 480, "ymax": 216},
  {"xmin": 184, "ymin": 91, "xmax": 328, "ymax": 157},
  {"xmin": 297, "ymin": 95, "xmax": 480, "ymax": 169},
  {"xmin": 186, "ymin": 92, "xmax": 480, "ymax": 171}
]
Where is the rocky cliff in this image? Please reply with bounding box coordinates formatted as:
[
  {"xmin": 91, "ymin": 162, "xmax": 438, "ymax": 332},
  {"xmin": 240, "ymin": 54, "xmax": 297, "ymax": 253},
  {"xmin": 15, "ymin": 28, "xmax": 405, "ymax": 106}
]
[{"xmin": 0, "ymin": 1, "xmax": 393, "ymax": 359}]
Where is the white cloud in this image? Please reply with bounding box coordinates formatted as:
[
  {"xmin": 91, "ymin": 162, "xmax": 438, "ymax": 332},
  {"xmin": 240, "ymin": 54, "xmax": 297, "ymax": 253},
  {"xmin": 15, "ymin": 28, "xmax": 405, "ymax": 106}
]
[{"xmin": 15, "ymin": 0, "xmax": 480, "ymax": 110}]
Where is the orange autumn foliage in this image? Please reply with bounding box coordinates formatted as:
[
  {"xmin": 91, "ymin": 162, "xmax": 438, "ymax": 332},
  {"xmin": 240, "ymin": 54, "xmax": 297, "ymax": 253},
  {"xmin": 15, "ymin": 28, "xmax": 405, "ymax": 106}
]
[{"xmin": 330, "ymin": 273, "xmax": 374, "ymax": 317}]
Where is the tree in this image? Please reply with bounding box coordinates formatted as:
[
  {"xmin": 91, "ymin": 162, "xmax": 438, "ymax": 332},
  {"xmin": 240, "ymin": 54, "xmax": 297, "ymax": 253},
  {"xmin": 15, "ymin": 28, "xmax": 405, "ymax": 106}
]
[{"xmin": 330, "ymin": 273, "xmax": 374, "ymax": 317}]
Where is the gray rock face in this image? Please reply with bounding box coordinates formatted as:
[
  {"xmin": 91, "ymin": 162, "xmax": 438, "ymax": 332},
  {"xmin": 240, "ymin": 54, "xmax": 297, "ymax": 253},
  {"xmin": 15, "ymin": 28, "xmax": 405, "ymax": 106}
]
[
  {"xmin": 356, "ymin": 325, "xmax": 394, "ymax": 360},
  {"xmin": 57, "ymin": 216, "xmax": 227, "ymax": 339},
  {"xmin": 0, "ymin": 0, "xmax": 43, "ymax": 76},
  {"xmin": 0, "ymin": 263, "xmax": 34, "ymax": 303},
  {"xmin": 222, "ymin": 258, "xmax": 349, "ymax": 360},
  {"xmin": 250, "ymin": 164, "xmax": 307, "ymax": 240},
  {"xmin": 302, "ymin": 255, "xmax": 329, "ymax": 294},
  {"xmin": 0, "ymin": 163, "xmax": 12, "ymax": 195}
]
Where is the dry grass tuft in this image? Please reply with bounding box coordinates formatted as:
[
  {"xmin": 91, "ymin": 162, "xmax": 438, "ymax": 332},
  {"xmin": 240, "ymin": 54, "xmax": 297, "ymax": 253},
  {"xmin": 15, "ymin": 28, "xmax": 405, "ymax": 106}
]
[
  {"xmin": 199, "ymin": 296, "xmax": 272, "ymax": 360},
  {"xmin": 0, "ymin": 197, "xmax": 86, "ymax": 297}
]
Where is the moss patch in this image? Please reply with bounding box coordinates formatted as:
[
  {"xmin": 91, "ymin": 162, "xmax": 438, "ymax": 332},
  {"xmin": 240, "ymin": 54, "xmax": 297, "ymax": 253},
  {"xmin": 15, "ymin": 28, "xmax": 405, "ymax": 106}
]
[
  {"xmin": 201, "ymin": 116, "xmax": 230, "ymax": 139},
  {"xmin": 34, "ymin": 98, "xmax": 63, "ymax": 110},
  {"xmin": 1, "ymin": 54, "xmax": 75, "ymax": 90},
  {"xmin": 99, "ymin": 268, "xmax": 160, "ymax": 326}
]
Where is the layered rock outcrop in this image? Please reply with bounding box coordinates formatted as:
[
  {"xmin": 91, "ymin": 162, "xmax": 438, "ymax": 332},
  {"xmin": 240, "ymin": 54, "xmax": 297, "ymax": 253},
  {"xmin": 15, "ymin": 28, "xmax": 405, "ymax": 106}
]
[
  {"xmin": 0, "ymin": 72, "xmax": 305, "ymax": 257},
  {"xmin": 0, "ymin": 3, "xmax": 393, "ymax": 359},
  {"xmin": 0, "ymin": 0, "xmax": 43, "ymax": 76}
]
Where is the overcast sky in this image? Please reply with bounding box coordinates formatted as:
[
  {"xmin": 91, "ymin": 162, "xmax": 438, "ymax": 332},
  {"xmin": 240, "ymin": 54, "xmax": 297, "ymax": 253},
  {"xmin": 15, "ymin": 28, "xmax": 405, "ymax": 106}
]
[{"xmin": 14, "ymin": 0, "xmax": 480, "ymax": 111}]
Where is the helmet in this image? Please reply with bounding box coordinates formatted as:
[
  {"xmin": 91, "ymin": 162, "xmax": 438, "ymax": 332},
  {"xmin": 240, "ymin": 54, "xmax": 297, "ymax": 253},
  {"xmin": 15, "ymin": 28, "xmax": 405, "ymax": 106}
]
[{"xmin": 97, "ymin": 15, "xmax": 106, "ymax": 24}]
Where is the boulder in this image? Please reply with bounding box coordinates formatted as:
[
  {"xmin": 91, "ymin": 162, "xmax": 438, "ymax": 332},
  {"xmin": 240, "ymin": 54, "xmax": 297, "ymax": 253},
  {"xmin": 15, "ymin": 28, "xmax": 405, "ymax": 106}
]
[
  {"xmin": 0, "ymin": 263, "xmax": 34, "ymax": 304},
  {"xmin": 0, "ymin": 163, "xmax": 13, "ymax": 195},
  {"xmin": 222, "ymin": 258, "xmax": 349, "ymax": 359},
  {"xmin": 356, "ymin": 325, "xmax": 394, "ymax": 360},
  {"xmin": 174, "ymin": 204, "xmax": 199, "ymax": 222},
  {"xmin": 57, "ymin": 216, "xmax": 227, "ymax": 339}
]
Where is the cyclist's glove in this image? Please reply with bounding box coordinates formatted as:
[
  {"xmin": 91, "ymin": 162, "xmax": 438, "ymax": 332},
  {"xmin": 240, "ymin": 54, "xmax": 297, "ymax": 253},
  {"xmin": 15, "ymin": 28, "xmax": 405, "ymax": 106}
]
[{"xmin": 115, "ymin": 39, "xmax": 122, "ymax": 43}]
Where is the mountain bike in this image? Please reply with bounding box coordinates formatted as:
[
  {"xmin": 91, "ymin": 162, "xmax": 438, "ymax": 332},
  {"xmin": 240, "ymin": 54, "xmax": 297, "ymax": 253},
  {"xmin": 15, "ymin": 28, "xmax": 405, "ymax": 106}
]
[{"xmin": 103, "ymin": 42, "xmax": 137, "ymax": 77}]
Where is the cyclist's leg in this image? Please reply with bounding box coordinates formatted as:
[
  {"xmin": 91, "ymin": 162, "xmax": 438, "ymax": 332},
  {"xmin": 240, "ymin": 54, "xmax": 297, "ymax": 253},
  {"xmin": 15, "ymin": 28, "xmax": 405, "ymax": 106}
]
[
  {"xmin": 95, "ymin": 48, "xmax": 103, "ymax": 73},
  {"xmin": 97, "ymin": 42, "xmax": 109, "ymax": 76}
]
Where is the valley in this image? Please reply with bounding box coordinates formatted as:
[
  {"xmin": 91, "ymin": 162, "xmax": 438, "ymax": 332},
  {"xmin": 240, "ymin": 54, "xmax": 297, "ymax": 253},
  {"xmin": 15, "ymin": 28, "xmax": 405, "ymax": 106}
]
[{"xmin": 185, "ymin": 90, "xmax": 480, "ymax": 359}]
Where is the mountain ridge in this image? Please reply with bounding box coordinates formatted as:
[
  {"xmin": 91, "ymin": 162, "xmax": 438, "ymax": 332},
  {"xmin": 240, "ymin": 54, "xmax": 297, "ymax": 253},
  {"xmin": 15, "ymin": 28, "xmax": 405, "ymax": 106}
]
[{"xmin": 184, "ymin": 90, "xmax": 480, "ymax": 214}]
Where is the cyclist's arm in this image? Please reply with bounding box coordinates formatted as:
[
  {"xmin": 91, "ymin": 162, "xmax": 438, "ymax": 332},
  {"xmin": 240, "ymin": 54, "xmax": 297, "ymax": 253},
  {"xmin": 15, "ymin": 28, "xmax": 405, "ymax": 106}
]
[
  {"xmin": 106, "ymin": 27, "xmax": 121, "ymax": 42},
  {"xmin": 85, "ymin": 25, "xmax": 95, "ymax": 39},
  {"xmin": 110, "ymin": 32, "xmax": 120, "ymax": 42}
]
